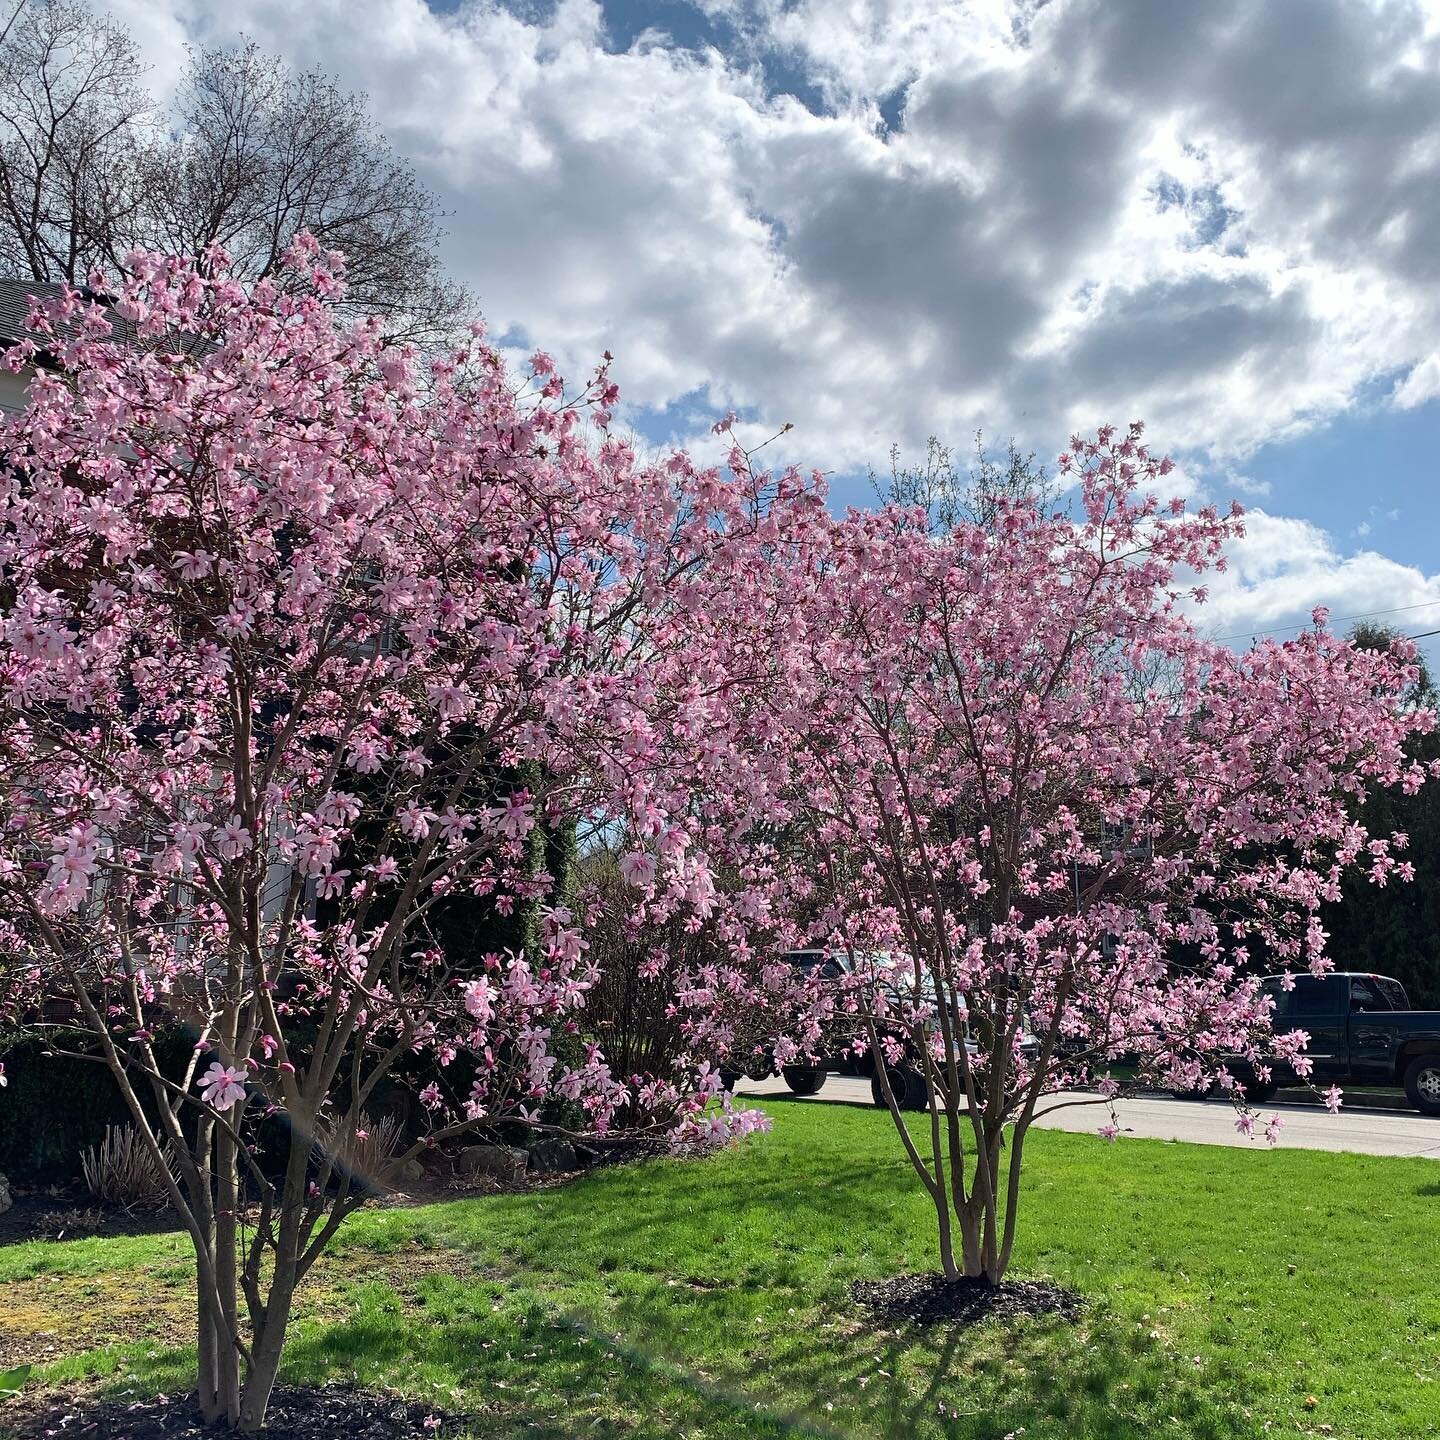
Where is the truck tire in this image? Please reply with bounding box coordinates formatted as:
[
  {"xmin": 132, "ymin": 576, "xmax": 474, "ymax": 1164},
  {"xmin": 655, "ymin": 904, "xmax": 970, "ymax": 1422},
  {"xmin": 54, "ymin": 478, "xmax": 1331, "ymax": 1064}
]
[
  {"xmin": 870, "ymin": 1066, "xmax": 926, "ymax": 1111},
  {"xmin": 781, "ymin": 1065, "xmax": 827, "ymax": 1096},
  {"xmin": 1403, "ymin": 1053, "xmax": 1440, "ymax": 1117},
  {"xmin": 1246, "ymin": 1078, "xmax": 1278, "ymax": 1104}
]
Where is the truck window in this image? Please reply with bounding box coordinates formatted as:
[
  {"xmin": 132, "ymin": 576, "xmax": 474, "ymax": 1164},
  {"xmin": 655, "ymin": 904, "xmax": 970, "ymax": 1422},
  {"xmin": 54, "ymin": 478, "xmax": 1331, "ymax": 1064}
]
[
  {"xmin": 1375, "ymin": 977, "xmax": 1409, "ymax": 1010},
  {"xmin": 1266, "ymin": 975, "xmax": 1346, "ymax": 1019},
  {"xmin": 1349, "ymin": 980, "xmax": 1380, "ymax": 1012}
]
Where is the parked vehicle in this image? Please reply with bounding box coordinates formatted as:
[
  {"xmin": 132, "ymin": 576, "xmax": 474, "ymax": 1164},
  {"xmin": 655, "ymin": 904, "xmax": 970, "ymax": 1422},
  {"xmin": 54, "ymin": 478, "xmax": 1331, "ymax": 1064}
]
[
  {"xmin": 724, "ymin": 949, "xmax": 1041, "ymax": 1105},
  {"xmin": 852, "ymin": 954, "xmax": 1042, "ymax": 1112},
  {"xmin": 1238, "ymin": 972, "xmax": 1440, "ymax": 1115},
  {"xmin": 721, "ymin": 950, "xmax": 843, "ymax": 1096}
]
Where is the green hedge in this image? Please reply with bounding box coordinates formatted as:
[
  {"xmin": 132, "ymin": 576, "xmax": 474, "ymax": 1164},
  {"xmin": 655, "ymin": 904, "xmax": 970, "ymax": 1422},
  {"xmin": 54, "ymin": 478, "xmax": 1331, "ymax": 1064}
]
[{"xmin": 0, "ymin": 1030, "xmax": 197, "ymax": 1186}]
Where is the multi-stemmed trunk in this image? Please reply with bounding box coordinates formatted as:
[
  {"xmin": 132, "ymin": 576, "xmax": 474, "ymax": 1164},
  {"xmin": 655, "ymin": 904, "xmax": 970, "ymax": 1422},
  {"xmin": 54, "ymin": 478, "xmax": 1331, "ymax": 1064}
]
[
  {"xmin": 871, "ymin": 1031, "xmax": 1037, "ymax": 1286},
  {"xmin": 189, "ymin": 1126, "xmax": 309, "ymax": 1431}
]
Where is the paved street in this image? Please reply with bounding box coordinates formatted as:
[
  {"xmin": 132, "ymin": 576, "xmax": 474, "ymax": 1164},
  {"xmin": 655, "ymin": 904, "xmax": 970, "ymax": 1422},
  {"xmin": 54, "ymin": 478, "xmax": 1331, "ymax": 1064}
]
[{"xmin": 735, "ymin": 1074, "xmax": 1440, "ymax": 1160}]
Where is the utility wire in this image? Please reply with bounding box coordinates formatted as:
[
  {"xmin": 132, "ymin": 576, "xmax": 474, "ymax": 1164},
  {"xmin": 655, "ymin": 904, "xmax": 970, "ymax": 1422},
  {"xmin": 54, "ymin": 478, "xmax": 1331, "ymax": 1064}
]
[{"xmin": 1211, "ymin": 597, "xmax": 1440, "ymax": 644}]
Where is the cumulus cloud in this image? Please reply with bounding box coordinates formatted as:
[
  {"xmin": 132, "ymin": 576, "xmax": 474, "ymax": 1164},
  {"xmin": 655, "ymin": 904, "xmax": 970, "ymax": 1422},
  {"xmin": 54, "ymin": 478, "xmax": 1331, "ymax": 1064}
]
[
  {"xmin": 113, "ymin": 0, "xmax": 1440, "ymax": 646},
  {"xmin": 120, "ymin": 0, "xmax": 1440, "ymax": 470},
  {"xmin": 1196, "ymin": 509, "xmax": 1440, "ymax": 643}
]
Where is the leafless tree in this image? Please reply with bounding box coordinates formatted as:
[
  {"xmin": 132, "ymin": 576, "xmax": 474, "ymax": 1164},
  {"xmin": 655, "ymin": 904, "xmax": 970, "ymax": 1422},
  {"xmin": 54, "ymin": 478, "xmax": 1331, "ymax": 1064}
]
[
  {"xmin": 875, "ymin": 430, "xmax": 1063, "ymax": 534},
  {"xmin": 143, "ymin": 42, "xmax": 470, "ymax": 340},
  {"xmin": 0, "ymin": 2, "xmax": 469, "ymax": 339},
  {"xmin": 0, "ymin": 0, "xmax": 150, "ymax": 282}
]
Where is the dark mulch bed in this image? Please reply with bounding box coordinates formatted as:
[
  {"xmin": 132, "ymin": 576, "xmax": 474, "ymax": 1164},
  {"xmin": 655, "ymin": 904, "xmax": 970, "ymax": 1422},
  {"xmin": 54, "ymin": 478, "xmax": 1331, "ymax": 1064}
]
[
  {"xmin": 6, "ymin": 1384, "xmax": 462, "ymax": 1438},
  {"xmin": 0, "ymin": 1135, "xmax": 671, "ymax": 1248},
  {"xmin": 852, "ymin": 1272, "xmax": 1084, "ymax": 1328},
  {"xmin": 0, "ymin": 1187, "xmax": 180, "ymax": 1245}
]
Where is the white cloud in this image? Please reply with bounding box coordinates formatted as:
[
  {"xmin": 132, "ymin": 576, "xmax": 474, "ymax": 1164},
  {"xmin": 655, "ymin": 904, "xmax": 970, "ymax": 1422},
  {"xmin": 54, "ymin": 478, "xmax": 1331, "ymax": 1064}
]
[
  {"xmin": 1393, "ymin": 354, "xmax": 1440, "ymax": 409},
  {"xmin": 1227, "ymin": 472, "xmax": 1271, "ymax": 498},
  {"xmin": 106, "ymin": 0, "xmax": 1440, "ymax": 660},
  {"xmin": 118, "ymin": 0, "xmax": 1440, "ymax": 476},
  {"xmin": 1196, "ymin": 509, "xmax": 1440, "ymax": 642}
]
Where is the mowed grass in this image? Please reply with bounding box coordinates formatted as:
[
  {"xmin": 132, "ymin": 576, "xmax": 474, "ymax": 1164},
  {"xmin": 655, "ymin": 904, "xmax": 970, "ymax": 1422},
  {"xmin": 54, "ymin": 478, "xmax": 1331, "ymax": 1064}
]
[{"xmin": 3, "ymin": 1098, "xmax": 1439, "ymax": 1439}]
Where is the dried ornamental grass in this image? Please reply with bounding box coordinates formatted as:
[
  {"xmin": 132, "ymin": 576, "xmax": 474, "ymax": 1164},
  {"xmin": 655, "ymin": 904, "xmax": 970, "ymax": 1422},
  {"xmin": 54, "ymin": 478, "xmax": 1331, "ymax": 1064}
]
[{"xmin": 80, "ymin": 1125, "xmax": 177, "ymax": 1208}]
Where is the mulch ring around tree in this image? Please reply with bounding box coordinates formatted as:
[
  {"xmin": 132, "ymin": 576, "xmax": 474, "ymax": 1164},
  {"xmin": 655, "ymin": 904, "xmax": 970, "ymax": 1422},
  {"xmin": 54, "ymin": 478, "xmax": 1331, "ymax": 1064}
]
[
  {"xmin": 6, "ymin": 1383, "xmax": 465, "ymax": 1439},
  {"xmin": 852, "ymin": 1272, "xmax": 1084, "ymax": 1328}
]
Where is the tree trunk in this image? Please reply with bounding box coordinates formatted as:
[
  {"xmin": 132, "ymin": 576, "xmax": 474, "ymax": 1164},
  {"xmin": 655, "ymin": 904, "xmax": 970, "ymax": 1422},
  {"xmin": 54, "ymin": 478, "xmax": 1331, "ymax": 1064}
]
[
  {"xmin": 214, "ymin": 1128, "xmax": 242, "ymax": 1423},
  {"xmin": 957, "ymin": 1207, "xmax": 984, "ymax": 1278},
  {"xmin": 236, "ymin": 1256, "xmax": 302, "ymax": 1432},
  {"xmin": 195, "ymin": 1280, "xmax": 241, "ymax": 1426},
  {"xmin": 196, "ymin": 1284, "xmax": 220, "ymax": 1423},
  {"xmin": 236, "ymin": 1118, "xmax": 316, "ymax": 1431}
]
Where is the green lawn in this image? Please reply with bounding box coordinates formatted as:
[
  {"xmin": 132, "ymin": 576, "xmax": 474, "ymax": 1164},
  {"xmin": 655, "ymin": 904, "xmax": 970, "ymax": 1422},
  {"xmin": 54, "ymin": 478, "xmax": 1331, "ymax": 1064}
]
[{"xmin": 3, "ymin": 1098, "xmax": 1439, "ymax": 1439}]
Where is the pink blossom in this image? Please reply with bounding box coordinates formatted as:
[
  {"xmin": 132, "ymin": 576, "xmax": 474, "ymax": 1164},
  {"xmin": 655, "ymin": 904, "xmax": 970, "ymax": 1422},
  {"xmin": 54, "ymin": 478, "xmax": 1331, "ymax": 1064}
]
[
  {"xmin": 217, "ymin": 818, "xmax": 252, "ymax": 861},
  {"xmin": 199, "ymin": 1062, "xmax": 248, "ymax": 1111},
  {"xmin": 619, "ymin": 851, "xmax": 656, "ymax": 888},
  {"xmin": 463, "ymin": 977, "xmax": 496, "ymax": 1024}
]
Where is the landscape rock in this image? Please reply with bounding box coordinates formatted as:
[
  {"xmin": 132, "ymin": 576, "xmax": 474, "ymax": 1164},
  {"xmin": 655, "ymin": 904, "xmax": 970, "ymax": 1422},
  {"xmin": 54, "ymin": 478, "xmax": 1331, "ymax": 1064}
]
[
  {"xmin": 526, "ymin": 1137, "xmax": 578, "ymax": 1174},
  {"xmin": 0, "ymin": 1171, "xmax": 10, "ymax": 1215},
  {"xmin": 453, "ymin": 1144, "xmax": 526, "ymax": 1184},
  {"xmin": 391, "ymin": 1157, "xmax": 426, "ymax": 1190}
]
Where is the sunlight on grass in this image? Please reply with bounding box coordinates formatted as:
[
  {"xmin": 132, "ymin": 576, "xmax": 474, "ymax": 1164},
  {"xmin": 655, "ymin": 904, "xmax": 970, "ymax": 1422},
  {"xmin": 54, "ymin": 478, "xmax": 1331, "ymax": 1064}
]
[{"xmin": 4, "ymin": 1100, "xmax": 1439, "ymax": 1439}]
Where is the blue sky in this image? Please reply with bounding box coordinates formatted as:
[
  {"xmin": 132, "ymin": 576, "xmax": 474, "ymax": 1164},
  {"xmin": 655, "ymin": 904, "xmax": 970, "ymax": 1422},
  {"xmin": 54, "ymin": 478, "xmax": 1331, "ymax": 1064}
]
[{"xmin": 120, "ymin": 0, "xmax": 1440, "ymax": 661}]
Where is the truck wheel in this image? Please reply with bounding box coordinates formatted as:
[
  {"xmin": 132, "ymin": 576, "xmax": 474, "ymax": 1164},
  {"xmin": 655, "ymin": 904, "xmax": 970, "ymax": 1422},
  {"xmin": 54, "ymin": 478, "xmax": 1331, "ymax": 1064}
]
[
  {"xmin": 1246, "ymin": 1079, "xmax": 1278, "ymax": 1104},
  {"xmin": 870, "ymin": 1067, "xmax": 926, "ymax": 1111},
  {"xmin": 1403, "ymin": 1054, "xmax": 1440, "ymax": 1117},
  {"xmin": 781, "ymin": 1065, "xmax": 827, "ymax": 1096}
]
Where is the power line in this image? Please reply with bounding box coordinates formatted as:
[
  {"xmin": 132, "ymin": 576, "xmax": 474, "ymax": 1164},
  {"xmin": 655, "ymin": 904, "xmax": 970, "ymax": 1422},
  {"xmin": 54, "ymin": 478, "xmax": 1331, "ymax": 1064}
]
[{"xmin": 1211, "ymin": 597, "xmax": 1440, "ymax": 644}]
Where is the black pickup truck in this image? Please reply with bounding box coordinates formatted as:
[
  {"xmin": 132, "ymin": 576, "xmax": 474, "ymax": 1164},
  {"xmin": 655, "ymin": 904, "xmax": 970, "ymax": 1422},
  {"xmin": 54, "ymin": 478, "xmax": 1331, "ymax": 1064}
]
[{"xmin": 1250, "ymin": 972, "xmax": 1440, "ymax": 1115}]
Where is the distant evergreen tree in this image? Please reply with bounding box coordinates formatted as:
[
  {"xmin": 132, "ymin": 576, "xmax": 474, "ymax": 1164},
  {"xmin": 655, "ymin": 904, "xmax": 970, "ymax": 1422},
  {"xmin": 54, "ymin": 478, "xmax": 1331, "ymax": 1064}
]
[{"xmin": 1320, "ymin": 623, "xmax": 1440, "ymax": 1007}]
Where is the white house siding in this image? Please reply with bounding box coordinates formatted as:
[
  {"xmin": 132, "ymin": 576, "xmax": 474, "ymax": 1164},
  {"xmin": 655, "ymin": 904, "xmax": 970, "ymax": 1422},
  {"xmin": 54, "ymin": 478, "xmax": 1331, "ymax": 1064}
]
[{"xmin": 0, "ymin": 365, "xmax": 30, "ymax": 415}]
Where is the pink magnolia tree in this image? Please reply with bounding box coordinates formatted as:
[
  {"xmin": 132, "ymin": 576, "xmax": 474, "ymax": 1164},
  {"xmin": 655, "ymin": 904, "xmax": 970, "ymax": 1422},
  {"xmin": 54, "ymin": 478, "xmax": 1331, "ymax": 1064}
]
[
  {"xmin": 0, "ymin": 243, "xmax": 789, "ymax": 1429},
  {"xmin": 674, "ymin": 423, "xmax": 1434, "ymax": 1284}
]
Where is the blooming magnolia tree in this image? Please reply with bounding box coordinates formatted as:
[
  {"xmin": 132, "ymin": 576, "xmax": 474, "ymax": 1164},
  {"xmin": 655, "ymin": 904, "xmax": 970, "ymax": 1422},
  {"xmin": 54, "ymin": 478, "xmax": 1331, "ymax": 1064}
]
[
  {"xmin": 670, "ymin": 424, "xmax": 1434, "ymax": 1284},
  {"xmin": 0, "ymin": 244, "xmax": 790, "ymax": 1430}
]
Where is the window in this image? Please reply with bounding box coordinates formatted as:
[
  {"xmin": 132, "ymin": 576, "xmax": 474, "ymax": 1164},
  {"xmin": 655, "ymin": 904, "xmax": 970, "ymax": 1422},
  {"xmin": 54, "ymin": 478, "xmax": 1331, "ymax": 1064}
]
[
  {"xmin": 1349, "ymin": 980, "xmax": 1380, "ymax": 1012},
  {"xmin": 1375, "ymin": 977, "xmax": 1409, "ymax": 1011},
  {"xmin": 1265, "ymin": 975, "xmax": 1346, "ymax": 1019}
]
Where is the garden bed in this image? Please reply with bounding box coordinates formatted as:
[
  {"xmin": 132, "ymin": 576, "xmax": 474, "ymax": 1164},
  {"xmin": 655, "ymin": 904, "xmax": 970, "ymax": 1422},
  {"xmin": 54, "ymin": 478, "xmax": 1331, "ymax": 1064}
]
[{"xmin": 5, "ymin": 1382, "xmax": 460, "ymax": 1439}]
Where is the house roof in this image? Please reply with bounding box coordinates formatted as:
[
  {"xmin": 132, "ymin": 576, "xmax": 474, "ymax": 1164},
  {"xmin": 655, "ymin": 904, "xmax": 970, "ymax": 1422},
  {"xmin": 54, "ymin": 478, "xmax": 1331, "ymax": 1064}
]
[
  {"xmin": 0, "ymin": 277, "xmax": 219, "ymax": 368},
  {"xmin": 0, "ymin": 277, "xmax": 141, "ymax": 350}
]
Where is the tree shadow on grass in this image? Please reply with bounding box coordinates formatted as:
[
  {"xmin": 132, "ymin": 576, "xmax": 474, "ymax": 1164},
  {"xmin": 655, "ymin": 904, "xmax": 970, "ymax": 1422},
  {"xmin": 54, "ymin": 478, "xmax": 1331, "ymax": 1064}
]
[
  {"xmin": 268, "ymin": 1269, "xmax": 1260, "ymax": 1440},
  {"xmin": 26, "ymin": 1113, "xmax": 1270, "ymax": 1439},
  {"xmin": 288, "ymin": 1136, "xmax": 1269, "ymax": 1440}
]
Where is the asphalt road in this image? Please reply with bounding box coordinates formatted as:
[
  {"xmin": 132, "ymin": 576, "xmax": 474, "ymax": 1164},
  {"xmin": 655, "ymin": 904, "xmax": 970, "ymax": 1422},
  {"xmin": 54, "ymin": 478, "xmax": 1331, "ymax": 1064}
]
[{"xmin": 734, "ymin": 1073, "xmax": 1440, "ymax": 1160}]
